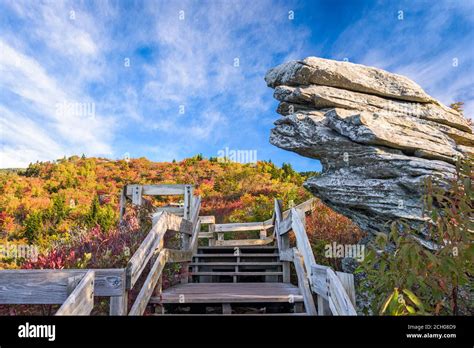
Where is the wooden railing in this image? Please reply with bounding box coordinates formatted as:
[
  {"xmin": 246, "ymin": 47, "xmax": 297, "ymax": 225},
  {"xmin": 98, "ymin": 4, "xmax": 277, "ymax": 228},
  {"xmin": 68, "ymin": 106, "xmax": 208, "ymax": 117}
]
[
  {"xmin": 56, "ymin": 270, "xmax": 95, "ymax": 315},
  {"xmin": 197, "ymin": 199, "xmax": 314, "ymax": 247},
  {"xmin": 0, "ymin": 184, "xmax": 201, "ymax": 316},
  {"xmin": 274, "ymin": 199, "xmax": 357, "ymax": 316},
  {"xmin": 127, "ymin": 196, "xmax": 201, "ymax": 315},
  {"xmin": 0, "ymin": 185, "xmax": 356, "ymax": 316}
]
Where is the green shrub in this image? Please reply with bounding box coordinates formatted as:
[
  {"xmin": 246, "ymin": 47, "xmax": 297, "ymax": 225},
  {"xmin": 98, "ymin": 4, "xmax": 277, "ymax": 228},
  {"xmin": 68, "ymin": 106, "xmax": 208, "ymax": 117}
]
[
  {"xmin": 358, "ymin": 156, "xmax": 473, "ymax": 315},
  {"xmin": 23, "ymin": 211, "xmax": 44, "ymax": 243},
  {"xmin": 85, "ymin": 196, "xmax": 117, "ymax": 233}
]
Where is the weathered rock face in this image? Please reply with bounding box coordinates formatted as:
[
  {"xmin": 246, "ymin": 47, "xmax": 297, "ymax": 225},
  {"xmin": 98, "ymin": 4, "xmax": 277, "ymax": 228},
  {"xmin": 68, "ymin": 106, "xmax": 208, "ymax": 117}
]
[{"xmin": 266, "ymin": 57, "xmax": 473, "ymax": 241}]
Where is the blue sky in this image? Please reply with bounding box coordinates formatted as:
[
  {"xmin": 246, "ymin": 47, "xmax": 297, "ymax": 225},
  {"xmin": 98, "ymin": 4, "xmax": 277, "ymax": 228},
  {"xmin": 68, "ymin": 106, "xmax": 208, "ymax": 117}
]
[{"xmin": 0, "ymin": 0, "xmax": 473, "ymax": 171}]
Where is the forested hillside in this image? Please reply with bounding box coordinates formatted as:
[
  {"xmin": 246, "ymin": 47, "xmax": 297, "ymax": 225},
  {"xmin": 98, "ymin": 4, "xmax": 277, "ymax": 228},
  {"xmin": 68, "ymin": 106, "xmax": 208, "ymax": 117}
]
[{"xmin": 0, "ymin": 155, "xmax": 361, "ymax": 271}]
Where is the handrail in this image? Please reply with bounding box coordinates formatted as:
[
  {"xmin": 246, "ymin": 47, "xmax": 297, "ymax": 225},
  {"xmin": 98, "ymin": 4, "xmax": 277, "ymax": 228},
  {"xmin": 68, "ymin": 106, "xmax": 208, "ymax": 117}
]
[
  {"xmin": 0, "ymin": 188, "xmax": 356, "ymax": 316},
  {"xmin": 56, "ymin": 270, "xmax": 95, "ymax": 316},
  {"xmin": 128, "ymin": 194, "xmax": 202, "ymax": 315},
  {"xmin": 274, "ymin": 198, "xmax": 357, "ymax": 316},
  {"xmin": 197, "ymin": 198, "xmax": 316, "ymax": 247}
]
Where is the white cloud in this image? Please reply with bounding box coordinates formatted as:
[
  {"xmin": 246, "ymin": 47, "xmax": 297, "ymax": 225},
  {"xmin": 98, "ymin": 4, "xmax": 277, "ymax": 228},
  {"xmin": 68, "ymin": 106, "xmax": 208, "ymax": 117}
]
[
  {"xmin": 139, "ymin": 0, "xmax": 310, "ymax": 144},
  {"xmin": 331, "ymin": 1, "xmax": 474, "ymax": 119},
  {"xmin": 0, "ymin": 39, "xmax": 114, "ymax": 167}
]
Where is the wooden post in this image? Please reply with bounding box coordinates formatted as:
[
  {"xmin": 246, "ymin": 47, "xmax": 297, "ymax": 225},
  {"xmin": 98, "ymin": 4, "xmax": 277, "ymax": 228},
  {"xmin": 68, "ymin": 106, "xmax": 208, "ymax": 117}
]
[
  {"xmin": 209, "ymin": 223, "xmax": 216, "ymax": 246},
  {"xmin": 183, "ymin": 185, "xmax": 193, "ymax": 220},
  {"xmin": 110, "ymin": 292, "xmax": 128, "ymax": 316},
  {"xmin": 119, "ymin": 185, "xmax": 127, "ymax": 222},
  {"xmin": 275, "ymin": 200, "xmax": 291, "ymax": 283},
  {"xmin": 336, "ymin": 271, "xmax": 356, "ymax": 308},
  {"xmin": 222, "ymin": 303, "xmax": 232, "ymax": 315},
  {"xmin": 131, "ymin": 185, "xmax": 142, "ymax": 206},
  {"xmin": 293, "ymin": 249, "xmax": 317, "ymax": 315},
  {"xmin": 317, "ymin": 295, "xmax": 331, "ymax": 315},
  {"xmin": 56, "ymin": 271, "xmax": 95, "ymax": 316},
  {"xmin": 182, "ymin": 186, "xmax": 193, "ymax": 250}
]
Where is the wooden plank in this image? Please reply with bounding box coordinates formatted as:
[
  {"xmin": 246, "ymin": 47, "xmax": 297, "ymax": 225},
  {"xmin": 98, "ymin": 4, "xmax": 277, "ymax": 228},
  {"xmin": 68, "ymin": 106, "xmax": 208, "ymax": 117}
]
[
  {"xmin": 208, "ymin": 223, "xmax": 216, "ymax": 246},
  {"xmin": 279, "ymin": 249, "xmax": 294, "ymax": 262},
  {"xmin": 291, "ymin": 208, "xmax": 316, "ymax": 277},
  {"xmin": 154, "ymin": 207, "xmax": 184, "ymax": 217},
  {"xmin": 199, "ymin": 216, "xmax": 215, "ymax": 224},
  {"xmin": 129, "ymin": 250, "xmax": 169, "ymax": 316},
  {"xmin": 293, "ymin": 249, "xmax": 317, "ymax": 315},
  {"xmin": 126, "ymin": 212, "xmax": 167, "ymax": 289},
  {"xmin": 183, "ymin": 185, "xmax": 193, "ymax": 220},
  {"xmin": 152, "ymin": 313, "xmax": 308, "ymax": 316},
  {"xmin": 161, "ymin": 283, "xmax": 300, "ymax": 292},
  {"xmin": 326, "ymin": 268, "xmax": 357, "ymax": 315},
  {"xmin": 191, "ymin": 221, "xmax": 202, "ymax": 255},
  {"xmin": 214, "ymin": 222, "xmax": 270, "ymax": 232},
  {"xmin": 294, "ymin": 198, "xmax": 315, "ymax": 214},
  {"xmin": 222, "ymin": 303, "xmax": 232, "ymax": 314},
  {"xmin": 110, "ymin": 292, "xmax": 128, "ymax": 316},
  {"xmin": 318, "ymin": 295, "xmax": 331, "ymax": 315},
  {"xmin": 198, "ymin": 232, "xmax": 215, "ymax": 238},
  {"xmin": 66, "ymin": 274, "xmax": 82, "ymax": 295},
  {"xmin": 131, "ymin": 185, "xmax": 143, "ymax": 205},
  {"xmin": 153, "ymin": 295, "xmax": 304, "ymax": 304},
  {"xmin": 189, "ymin": 262, "xmax": 282, "ymax": 266},
  {"xmin": 190, "ymin": 272, "xmax": 282, "ymax": 276},
  {"xmin": 164, "ymin": 213, "xmax": 193, "ymax": 235},
  {"xmin": 263, "ymin": 198, "xmax": 314, "ymax": 226},
  {"xmin": 215, "ymin": 238, "xmax": 273, "ymax": 246},
  {"xmin": 190, "ymin": 196, "xmax": 201, "ymax": 225},
  {"xmin": 197, "ymin": 245, "xmax": 277, "ymax": 249},
  {"xmin": 153, "ymin": 283, "xmax": 304, "ymax": 304},
  {"xmin": 56, "ymin": 270, "xmax": 94, "ymax": 316},
  {"xmin": 0, "ymin": 269, "xmax": 125, "ymax": 303},
  {"xmin": 189, "ymin": 198, "xmax": 202, "ymax": 255},
  {"xmin": 274, "ymin": 199, "xmax": 292, "ymax": 282},
  {"xmin": 126, "ymin": 184, "xmax": 187, "ymax": 196},
  {"xmin": 194, "ymin": 253, "xmax": 279, "ymax": 257},
  {"xmin": 336, "ymin": 271, "xmax": 356, "ymax": 308},
  {"xmin": 278, "ymin": 214, "xmax": 292, "ymax": 236},
  {"xmin": 311, "ymin": 264, "xmax": 329, "ymax": 300}
]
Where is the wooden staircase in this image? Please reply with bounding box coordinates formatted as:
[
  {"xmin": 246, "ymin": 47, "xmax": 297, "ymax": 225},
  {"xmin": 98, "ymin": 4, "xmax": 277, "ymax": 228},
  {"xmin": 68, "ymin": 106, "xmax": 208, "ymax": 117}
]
[
  {"xmin": 122, "ymin": 184, "xmax": 356, "ymax": 316},
  {"xmin": 0, "ymin": 184, "xmax": 357, "ymax": 316},
  {"xmin": 190, "ymin": 245, "xmax": 282, "ymax": 282},
  {"xmin": 151, "ymin": 245, "xmax": 307, "ymax": 315}
]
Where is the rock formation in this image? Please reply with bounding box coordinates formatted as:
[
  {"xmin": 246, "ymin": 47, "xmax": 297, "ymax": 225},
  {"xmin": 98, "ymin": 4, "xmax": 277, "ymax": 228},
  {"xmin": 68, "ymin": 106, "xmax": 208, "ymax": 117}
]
[{"xmin": 265, "ymin": 57, "xmax": 473, "ymax": 242}]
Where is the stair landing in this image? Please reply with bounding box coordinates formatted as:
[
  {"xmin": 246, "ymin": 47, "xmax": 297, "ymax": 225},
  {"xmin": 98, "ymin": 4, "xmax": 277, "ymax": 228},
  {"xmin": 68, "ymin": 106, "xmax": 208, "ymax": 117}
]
[{"xmin": 151, "ymin": 282, "xmax": 303, "ymax": 304}]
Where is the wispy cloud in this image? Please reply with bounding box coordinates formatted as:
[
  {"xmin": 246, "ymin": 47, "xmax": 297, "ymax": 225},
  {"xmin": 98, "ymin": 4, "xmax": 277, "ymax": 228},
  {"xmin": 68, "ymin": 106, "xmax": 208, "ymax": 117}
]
[
  {"xmin": 330, "ymin": 0, "xmax": 474, "ymax": 118},
  {"xmin": 0, "ymin": 0, "xmax": 471, "ymax": 171}
]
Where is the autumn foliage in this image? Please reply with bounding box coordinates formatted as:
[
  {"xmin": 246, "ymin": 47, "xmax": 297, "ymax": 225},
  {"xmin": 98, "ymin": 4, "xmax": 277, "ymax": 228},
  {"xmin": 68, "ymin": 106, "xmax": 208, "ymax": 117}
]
[{"xmin": 0, "ymin": 155, "xmax": 312, "ymax": 269}]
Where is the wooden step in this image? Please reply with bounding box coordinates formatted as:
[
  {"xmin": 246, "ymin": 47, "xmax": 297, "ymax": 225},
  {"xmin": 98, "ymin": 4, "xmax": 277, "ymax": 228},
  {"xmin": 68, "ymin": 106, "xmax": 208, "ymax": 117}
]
[
  {"xmin": 190, "ymin": 271, "xmax": 282, "ymax": 276},
  {"xmin": 189, "ymin": 262, "xmax": 282, "ymax": 266},
  {"xmin": 198, "ymin": 246, "xmax": 277, "ymax": 250},
  {"xmin": 151, "ymin": 313, "xmax": 308, "ymax": 316},
  {"xmin": 193, "ymin": 253, "xmax": 279, "ymax": 258},
  {"xmin": 150, "ymin": 283, "xmax": 303, "ymax": 304}
]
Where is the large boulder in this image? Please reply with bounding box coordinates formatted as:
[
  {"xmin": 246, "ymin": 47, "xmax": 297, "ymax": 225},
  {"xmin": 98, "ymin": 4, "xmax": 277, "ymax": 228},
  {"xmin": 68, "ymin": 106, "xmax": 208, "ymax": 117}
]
[{"xmin": 266, "ymin": 57, "xmax": 473, "ymax": 241}]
